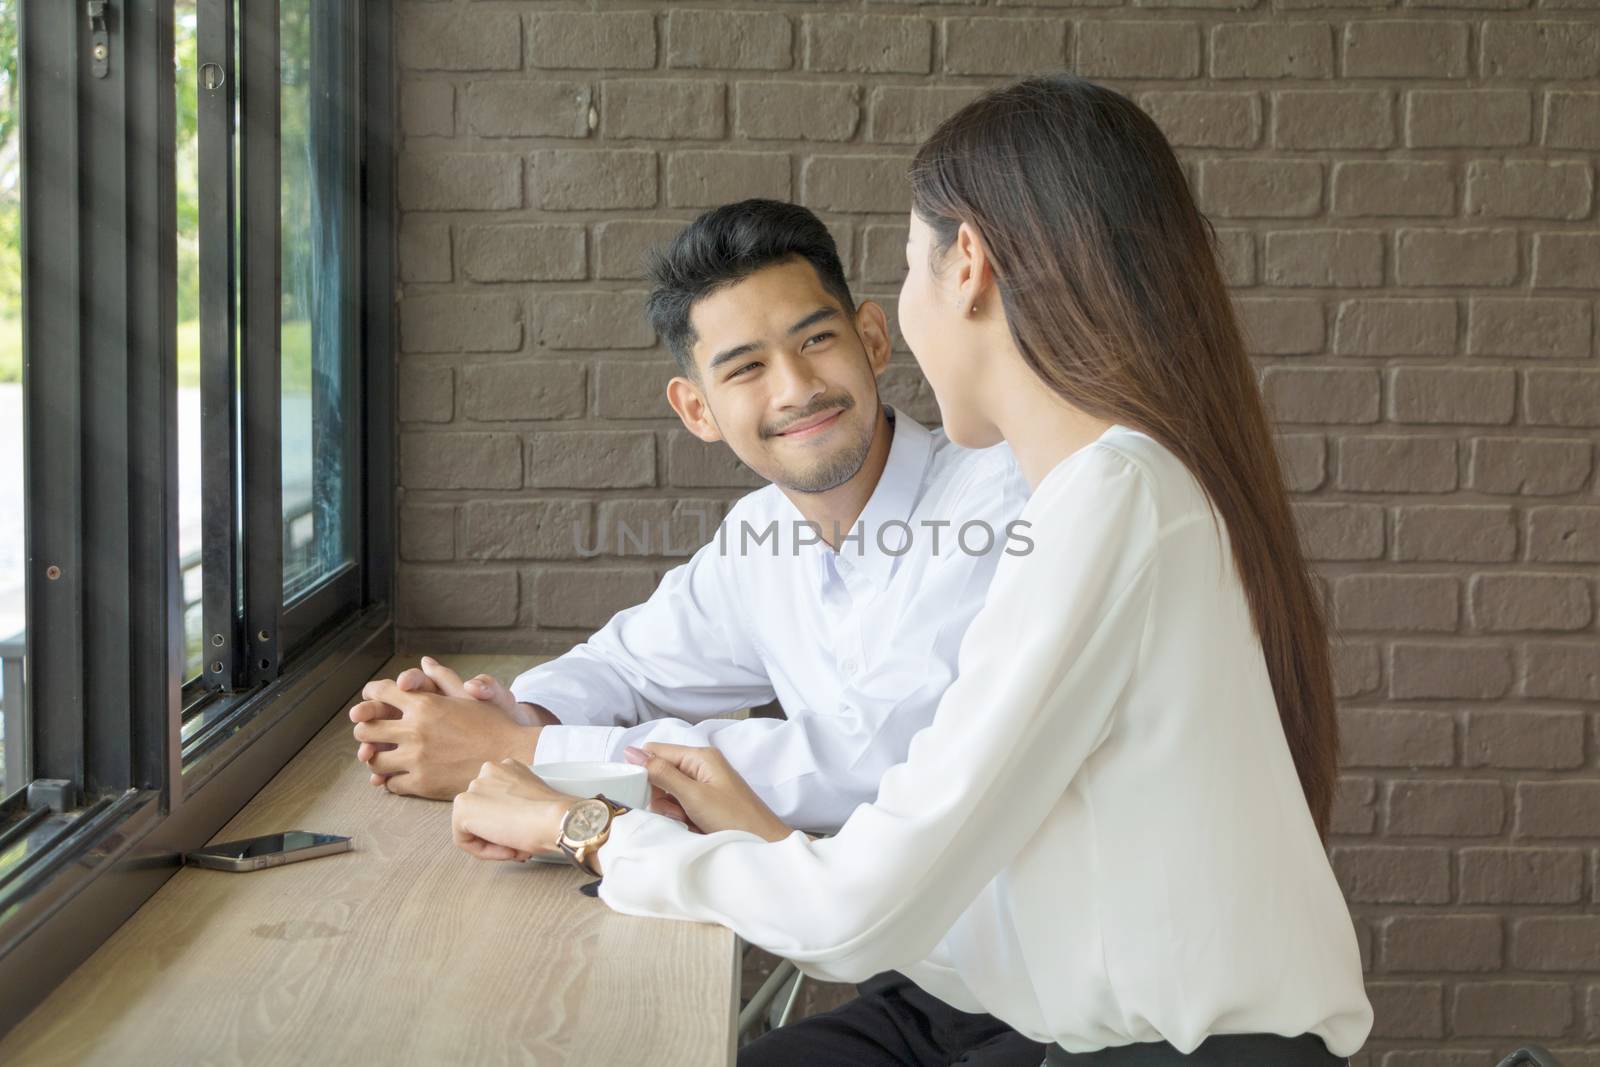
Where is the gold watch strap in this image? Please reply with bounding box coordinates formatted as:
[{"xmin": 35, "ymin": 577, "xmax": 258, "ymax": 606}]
[{"xmin": 559, "ymin": 794, "xmax": 630, "ymax": 877}]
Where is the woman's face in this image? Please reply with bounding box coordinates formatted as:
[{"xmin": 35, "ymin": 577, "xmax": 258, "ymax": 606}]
[{"xmin": 898, "ymin": 212, "xmax": 1001, "ymax": 449}]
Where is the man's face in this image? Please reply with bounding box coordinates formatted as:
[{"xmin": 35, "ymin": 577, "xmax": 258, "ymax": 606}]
[{"xmin": 668, "ymin": 258, "xmax": 891, "ymax": 494}]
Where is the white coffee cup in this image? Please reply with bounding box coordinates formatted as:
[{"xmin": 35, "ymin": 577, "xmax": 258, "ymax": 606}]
[
  {"xmin": 526, "ymin": 761, "xmax": 649, "ymax": 864},
  {"xmin": 536, "ymin": 760, "xmax": 650, "ymax": 810}
]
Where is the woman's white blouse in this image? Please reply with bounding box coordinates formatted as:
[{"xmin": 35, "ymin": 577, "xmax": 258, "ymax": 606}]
[{"xmin": 596, "ymin": 426, "xmax": 1374, "ymax": 1056}]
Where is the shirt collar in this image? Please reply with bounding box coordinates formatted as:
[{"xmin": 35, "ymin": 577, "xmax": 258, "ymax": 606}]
[{"xmin": 824, "ymin": 404, "xmax": 935, "ymax": 591}]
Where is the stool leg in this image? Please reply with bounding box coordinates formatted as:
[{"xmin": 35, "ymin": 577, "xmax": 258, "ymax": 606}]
[
  {"xmin": 739, "ymin": 959, "xmax": 798, "ymax": 1042},
  {"xmin": 772, "ymin": 968, "xmax": 805, "ymax": 1029}
]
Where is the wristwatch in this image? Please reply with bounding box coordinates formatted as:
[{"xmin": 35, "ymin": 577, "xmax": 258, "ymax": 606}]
[{"xmin": 557, "ymin": 794, "xmax": 631, "ymax": 877}]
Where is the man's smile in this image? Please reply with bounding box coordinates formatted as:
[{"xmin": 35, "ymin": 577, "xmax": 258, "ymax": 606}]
[{"xmin": 774, "ymin": 407, "xmax": 846, "ymax": 440}]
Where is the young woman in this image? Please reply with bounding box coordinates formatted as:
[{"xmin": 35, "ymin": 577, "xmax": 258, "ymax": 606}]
[{"xmin": 448, "ymin": 76, "xmax": 1373, "ymax": 1065}]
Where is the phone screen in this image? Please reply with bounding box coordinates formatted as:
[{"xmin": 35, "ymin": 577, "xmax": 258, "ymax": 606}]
[{"xmin": 208, "ymin": 831, "xmax": 343, "ymax": 859}]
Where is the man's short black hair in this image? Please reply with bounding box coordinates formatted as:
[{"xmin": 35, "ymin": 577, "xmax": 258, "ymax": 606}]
[{"xmin": 645, "ymin": 199, "xmax": 856, "ymax": 378}]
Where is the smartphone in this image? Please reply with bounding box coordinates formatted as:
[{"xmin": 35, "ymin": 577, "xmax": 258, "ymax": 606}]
[{"xmin": 184, "ymin": 831, "xmax": 351, "ymax": 872}]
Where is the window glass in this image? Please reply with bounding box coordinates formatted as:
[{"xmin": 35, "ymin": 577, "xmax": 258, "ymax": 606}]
[
  {"xmin": 176, "ymin": 0, "xmax": 204, "ymax": 682},
  {"xmin": 0, "ymin": 0, "xmax": 25, "ymax": 792},
  {"xmin": 280, "ymin": 0, "xmax": 356, "ymax": 602}
]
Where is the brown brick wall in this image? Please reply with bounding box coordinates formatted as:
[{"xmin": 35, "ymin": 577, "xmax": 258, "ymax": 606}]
[{"xmin": 392, "ymin": 3, "xmax": 1600, "ymax": 1058}]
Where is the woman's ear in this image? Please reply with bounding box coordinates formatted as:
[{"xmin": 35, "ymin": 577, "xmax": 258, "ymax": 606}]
[
  {"xmin": 955, "ymin": 221, "xmax": 993, "ymax": 315},
  {"xmin": 667, "ymin": 376, "xmax": 722, "ymax": 443},
  {"xmin": 853, "ymin": 300, "xmax": 894, "ymax": 376}
]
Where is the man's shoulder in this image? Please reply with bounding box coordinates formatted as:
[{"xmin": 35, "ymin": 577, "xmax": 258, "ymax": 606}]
[
  {"xmin": 721, "ymin": 481, "xmax": 786, "ymax": 527},
  {"xmin": 925, "ymin": 425, "xmax": 1020, "ymax": 477},
  {"xmin": 921, "ymin": 429, "xmax": 1027, "ymax": 510},
  {"xmin": 701, "ymin": 483, "xmax": 795, "ymax": 566}
]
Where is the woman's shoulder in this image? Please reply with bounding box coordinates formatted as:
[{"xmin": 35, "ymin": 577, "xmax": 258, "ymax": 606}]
[
  {"xmin": 1029, "ymin": 427, "xmax": 1215, "ymax": 544},
  {"xmin": 1034, "ymin": 426, "xmax": 1182, "ymax": 499}
]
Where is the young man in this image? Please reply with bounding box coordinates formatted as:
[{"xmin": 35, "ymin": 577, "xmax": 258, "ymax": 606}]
[
  {"xmin": 354, "ymin": 199, "xmax": 1031, "ymax": 828},
  {"xmin": 352, "ymin": 200, "xmax": 1043, "ymax": 1065}
]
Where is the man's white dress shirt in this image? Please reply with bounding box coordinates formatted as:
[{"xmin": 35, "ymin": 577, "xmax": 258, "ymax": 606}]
[
  {"xmin": 594, "ymin": 425, "xmax": 1375, "ymax": 1056},
  {"xmin": 511, "ymin": 405, "xmax": 1031, "ymax": 832}
]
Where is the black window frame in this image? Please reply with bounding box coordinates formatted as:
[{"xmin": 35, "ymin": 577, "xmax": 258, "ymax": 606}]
[
  {"xmin": 0, "ymin": 0, "xmax": 394, "ymax": 1036},
  {"xmin": 180, "ymin": 0, "xmax": 372, "ymax": 771}
]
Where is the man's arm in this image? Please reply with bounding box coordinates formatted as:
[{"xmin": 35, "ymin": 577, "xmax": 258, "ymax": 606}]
[
  {"xmin": 512, "ymin": 526, "xmax": 779, "ymax": 764},
  {"xmin": 522, "ymin": 702, "xmax": 560, "ymax": 726},
  {"xmin": 565, "ymin": 653, "xmax": 959, "ymax": 834},
  {"xmin": 347, "ymin": 526, "xmax": 775, "ymax": 794},
  {"xmin": 568, "ymin": 447, "xmax": 1029, "ymax": 831}
]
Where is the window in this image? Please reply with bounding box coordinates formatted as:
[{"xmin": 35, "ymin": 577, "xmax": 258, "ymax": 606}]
[
  {"xmin": 280, "ymin": 0, "xmax": 358, "ymax": 605},
  {"xmin": 180, "ymin": 0, "xmax": 372, "ymax": 771},
  {"xmin": 0, "ymin": 0, "xmax": 23, "ymax": 797},
  {"xmin": 176, "ymin": 0, "xmax": 205, "ymax": 684},
  {"xmin": 0, "ymin": 0, "xmax": 394, "ymax": 1035}
]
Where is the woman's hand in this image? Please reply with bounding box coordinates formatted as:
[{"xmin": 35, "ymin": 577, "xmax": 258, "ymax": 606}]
[
  {"xmin": 451, "ymin": 758, "xmax": 574, "ymax": 862},
  {"xmin": 626, "ymin": 743, "xmax": 794, "ymax": 843}
]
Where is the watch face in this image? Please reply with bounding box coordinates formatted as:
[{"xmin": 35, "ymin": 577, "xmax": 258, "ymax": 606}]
[{"xmin": 565, "ymin": 799, "xmax": 610, "ymax": 842}]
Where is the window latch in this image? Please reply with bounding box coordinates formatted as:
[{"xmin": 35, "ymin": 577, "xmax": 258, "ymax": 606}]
[
  {"xmin": 27, "ymin": 778, "xmax": 78, "ymax": 814},
  {"xmin": 87, "ymin": 0, "xmax": 110, "ymax": 79}
]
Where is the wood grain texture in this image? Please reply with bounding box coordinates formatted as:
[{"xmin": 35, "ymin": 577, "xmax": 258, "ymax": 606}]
[{"xmin": 0, "ymin": 655, "xmax": 738, "ymax": 1067}]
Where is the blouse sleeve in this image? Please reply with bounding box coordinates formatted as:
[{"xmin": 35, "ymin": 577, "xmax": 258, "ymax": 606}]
[{"xmin": 596, "ymin": 445, "xmax": 1160, "ymax": 983}]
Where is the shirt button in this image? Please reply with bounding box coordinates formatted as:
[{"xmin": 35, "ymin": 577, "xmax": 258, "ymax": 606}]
[{"xmin": 842, "ymin": 659, "xmax": 858, "ymax": 674}]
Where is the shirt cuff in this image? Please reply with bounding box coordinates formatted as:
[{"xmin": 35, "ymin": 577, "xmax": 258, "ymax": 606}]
[
  {"xmin": 510, "ymin": 683, "xmax": 562, "ymax": 720},
  {"xmin": 509, "ymin": 672, "xmax": 596, "ymax": 727},
  {"xmin": 595, "ymin": 809, "xmax": 679, "ymax": 892},
  {"xmin": 533, "ymin": 724, "xmax": 624, "ymax": 766}
]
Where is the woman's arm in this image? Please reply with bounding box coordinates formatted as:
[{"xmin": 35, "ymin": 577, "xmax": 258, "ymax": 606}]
[{"xmin": 594, "ymin": 447, "xmax": 1160, "ymax": 982}]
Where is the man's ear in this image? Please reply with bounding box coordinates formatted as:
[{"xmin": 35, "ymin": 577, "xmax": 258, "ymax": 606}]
[
  {"xmin": 853, "ymin": 300, "xmax": 894, "ymax": 378},
  {"xmin": 666, "ymin": 375, "xmax": 723, "ymax": 443}
]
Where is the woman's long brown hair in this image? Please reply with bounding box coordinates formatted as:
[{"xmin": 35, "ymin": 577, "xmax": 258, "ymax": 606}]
[{"xmin": 911, "ymin": 75, "xmax": 1338, "ymax": 840}]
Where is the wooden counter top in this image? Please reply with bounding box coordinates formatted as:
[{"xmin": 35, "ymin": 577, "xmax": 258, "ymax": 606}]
[{"xmin": 0, "ymin": 654, "xmax": 739, "ymax": 1066}]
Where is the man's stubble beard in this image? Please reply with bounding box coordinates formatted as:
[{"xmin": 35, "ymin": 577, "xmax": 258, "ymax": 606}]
[
  {"xmin": 769, "ymin": 396, "xmax": 880, "ymax": 495},
  {"xmin": 778, "ymin": 428, "xmax": 873, "ymax": 493}
]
